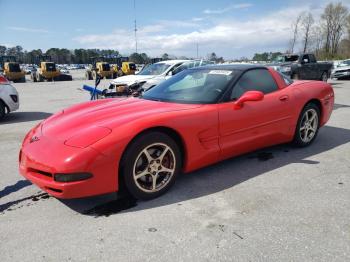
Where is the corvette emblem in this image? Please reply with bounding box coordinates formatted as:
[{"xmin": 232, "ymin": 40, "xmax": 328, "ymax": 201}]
[{"xmin": 30, "ymin": 136, "xmax": 40, "ymax": 143}]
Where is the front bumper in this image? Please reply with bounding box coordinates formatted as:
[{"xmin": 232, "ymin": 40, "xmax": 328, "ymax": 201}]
[
  {"xmin": 331, "ymin": 70, "xmax": 350, "ymax": 79},
  {"xmin": 19, "ymin": 132, "xmax": 118, "ymax": 199}
]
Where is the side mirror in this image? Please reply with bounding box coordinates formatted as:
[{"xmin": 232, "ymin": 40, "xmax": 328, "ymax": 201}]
[
  {"xmin": 168, "ymin": 71, "xmax": 173, "ymax": 76},
  {"xmin": 233, "ymin": 91, "xmax": 264, "ymax": 110},
  {"xmin": 303, "ymin": 59, "xmax": 309, "ymax": 63}
]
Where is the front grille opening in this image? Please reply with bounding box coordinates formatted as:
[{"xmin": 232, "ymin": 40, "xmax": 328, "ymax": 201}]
[
  {"xmin": 46, "ymin": 187, "xmax": 62, "ymax": 193},
  {"xmin": 28, "ymin": 168, "xmax": 52, "ymax": 178}
]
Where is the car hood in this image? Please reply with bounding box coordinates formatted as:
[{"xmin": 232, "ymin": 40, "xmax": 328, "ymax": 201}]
[
  {"xmin": 41, "ymin": 98, "xmax": 201, "ymax": 141},
  {"xmin": 110, "ymin": 74, "xmax": 157, "ymax": 86}
]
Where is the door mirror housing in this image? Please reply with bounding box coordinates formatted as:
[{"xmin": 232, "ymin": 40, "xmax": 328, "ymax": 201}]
[{"xmin": 233, "ymin": 91, "xmax": 264, "ymax": 109}]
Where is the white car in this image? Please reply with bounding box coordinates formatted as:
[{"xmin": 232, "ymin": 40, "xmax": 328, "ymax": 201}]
[
  {"xmin": 110, "ymin": 60, "xmax": 188, "ymax": 91},
  {"xmin": 0, "ymin": 75, "xmax": 19, "ymax": 120},
  {"xmin": 110, "ymin": 59, "xmax": 214, "ymax": 91},
  {"xmin": 331, "ymin": 59, "xmax": 350, "ymax": 80}
]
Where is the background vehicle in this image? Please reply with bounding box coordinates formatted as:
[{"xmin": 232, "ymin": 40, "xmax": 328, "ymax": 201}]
[
  {"xmin": 268, "ymin": 53, "xmax": 332, "ymax": 81},
  {"xmin": 20, "ymin": 65, "xmax": 334, "ymax": 200},
  {"xmin": 0, "ymin": 74, "xmax": 19, "ymax": 120},
  {"xmin": 0, "ymin": 56, "xmax": 26, "ymax": 83},
  {"xmin": 331, "ymin": 59, "xmax": 350, "ymax": 79},
  {"xmin": 85, "ymin": 57, "xmax": 114, "ymax": 80},
  {"xmin": 31, "ymin": 55, "xmax": 72, "ymax": 82},
  {"xmin": 107, "ymin": 59, "xmax": 213, "ymax": 96},
  {"xmin": 86, "ymin": 57, "xmax": 136, "ymax": 80}
]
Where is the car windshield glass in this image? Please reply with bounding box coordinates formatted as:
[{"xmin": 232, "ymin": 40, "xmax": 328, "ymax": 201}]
[
  {"xmin": 138, "ymin": 63, "xmax": 171, "ymax": 75},
  {"xmin": 274, "ymin": 55, "xmax": 299, "ymax": 62},
  {"xmin": 142, "ymin": 68, "xmax": 235, "ymax": 104}
]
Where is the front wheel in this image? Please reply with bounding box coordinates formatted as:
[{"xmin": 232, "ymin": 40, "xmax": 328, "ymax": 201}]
[
  {"xmin": 293, "ymin": 103, "xmax": 320, "ymax": 147},
  {"xmin": 121, "ymin": 132, "xmax": 182, "ymax": 200}
]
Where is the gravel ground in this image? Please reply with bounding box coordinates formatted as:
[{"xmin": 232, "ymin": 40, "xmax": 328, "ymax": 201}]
[{"xmin": 0, "ymin": 77, "xmax": 349, "ymax": 262}]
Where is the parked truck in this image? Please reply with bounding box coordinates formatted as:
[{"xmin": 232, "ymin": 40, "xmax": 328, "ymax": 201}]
[{"xmin": 268, "ymin": 53, "xmax": 332, "ymax": 82}]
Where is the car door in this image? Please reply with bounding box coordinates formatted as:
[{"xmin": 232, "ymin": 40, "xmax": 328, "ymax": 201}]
[
  {"xmin": 308, "ymin": 54, "xmax": 319, "ymax": 79},
  {"xmin": 300, "ymin": 54, "xmax": 313, "ymax": 79},
  {"xmin": 218, "ymin": 68, "xmax": 293, "ymax": 160}
]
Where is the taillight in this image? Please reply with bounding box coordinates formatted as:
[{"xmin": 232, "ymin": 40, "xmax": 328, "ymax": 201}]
[{"xmin": 0, "ymin": 75, "xmax": 9, "ymax": 84}]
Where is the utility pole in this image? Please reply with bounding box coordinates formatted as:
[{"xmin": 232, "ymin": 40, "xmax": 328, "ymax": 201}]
[{"xmin": 134, "ymin": 0, "xmax": 138, "ymax": 54}]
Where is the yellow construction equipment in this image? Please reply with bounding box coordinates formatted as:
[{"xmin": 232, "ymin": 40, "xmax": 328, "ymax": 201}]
[
  {"xmin": 0, "ymin": 56, "xmax": 26, "ymax": 83},
  {"xmin": 31, "ymin": 55, "xmax": 72, "ymax": 82}
]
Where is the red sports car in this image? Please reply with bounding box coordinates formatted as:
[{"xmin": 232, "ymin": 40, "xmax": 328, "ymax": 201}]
[{"xmin": 19, "ymin": 65, "xmax": 334, "ymax": 200}]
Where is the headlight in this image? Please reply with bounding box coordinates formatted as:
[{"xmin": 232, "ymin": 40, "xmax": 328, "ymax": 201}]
[{"xmin": 64, "ymin": 126, "xmax": 112, "ymax": 148}]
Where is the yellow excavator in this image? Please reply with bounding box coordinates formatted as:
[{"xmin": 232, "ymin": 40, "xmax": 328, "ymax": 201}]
[
  {"xmin": 0, "ymin": 56, "xmax": 26, "ymax": 83},
  {"xmin": 31, "ymin": 55, "xmax": 72, "ymax": 82}
]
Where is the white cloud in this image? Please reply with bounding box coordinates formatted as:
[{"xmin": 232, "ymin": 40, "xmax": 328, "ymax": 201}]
[
  {"xmin": 73, "ymin": 4, "xmax": 329, "ymax": 58},
  {"xmin": 203, "ymin": 3, "xmax": 253, "ymax": 14},
  {"xmin": 7, "ymin": 26, "xmax": 49, "ymax": 33}
]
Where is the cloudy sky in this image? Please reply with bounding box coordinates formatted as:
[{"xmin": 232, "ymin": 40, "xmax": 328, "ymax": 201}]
[{"xmin": 0, "ymin": 0, "xmax": 349, "ymax": 59}]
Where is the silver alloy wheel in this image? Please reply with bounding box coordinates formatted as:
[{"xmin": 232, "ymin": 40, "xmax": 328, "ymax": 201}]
[
  {"xmin": 322, "ymin": 72, "xmax": 328, "ymax": 82},
  {"xmin": 299, "ymin": 108, "xmax": 319, "ymax": 143},
  {"xmin": 133, "ymin": 143, "xmax": 176, "ymax": 193}
]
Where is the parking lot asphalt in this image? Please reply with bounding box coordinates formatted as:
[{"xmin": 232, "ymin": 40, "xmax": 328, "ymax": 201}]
[{"xmin": 0, "ymin": 75, "xmax": 349, "ymax": 261}]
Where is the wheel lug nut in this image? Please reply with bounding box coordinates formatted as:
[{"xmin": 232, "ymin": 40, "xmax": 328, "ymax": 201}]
[
  {"xmin": 156, "ymin": 160, "xmax": 160, "ymax": 163},
  {"xmin": 153, "ymin": 171, "xmax": 156, "ymax": 175},
  {"xmin": 148, "ymin": 168, "xmax": 151, "ymax": 172},
  {"xmin": 158, "ymin": 166, "xmax": 161, "ymax": 170}
]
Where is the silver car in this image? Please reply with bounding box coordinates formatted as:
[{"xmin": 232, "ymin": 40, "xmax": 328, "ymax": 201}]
[
  {"xmin": 331, "ymin": 59, "xmax": 350, "ymax": 80},
  {"xmin": 0, "ymin": 75, "xmax": 19, "ymax": 120}
]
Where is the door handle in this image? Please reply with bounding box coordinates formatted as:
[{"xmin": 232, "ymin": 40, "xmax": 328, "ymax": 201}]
[{"xmin": 279, "ymin": 95, "xmax": 289, "ymax": 101}]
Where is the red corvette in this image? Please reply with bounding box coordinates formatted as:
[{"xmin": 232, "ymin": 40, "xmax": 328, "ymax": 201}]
[{"xmin": 19, "ymin": 65, "xmax": 334, "ymax": 200}]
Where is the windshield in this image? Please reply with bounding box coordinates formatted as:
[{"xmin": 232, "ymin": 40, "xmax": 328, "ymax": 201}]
[
  {"xmin": 46, "ymin": 63, "xmax": 56, "ymax": 71},
  {"xmin": 142, "ymin": 68, "xmax": 235, "ymax": 104},
  {"xmin": 9, "ymin": 63, "xmax": 21, "ymax": 72},
  {"xmin": 138, "ymin": 63, "xmax": 171, "ymax": 75},
  {"xmin": 274, "ymin": 55, "xmax": 299, "ymax": 63}
]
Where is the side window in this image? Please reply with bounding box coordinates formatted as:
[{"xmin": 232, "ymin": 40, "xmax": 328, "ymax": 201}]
[
  {"xmin": 302, "ymin": 55, "xmax": 310, "ymax": 63},
  {"xmin": 309, "ymin": 54, "xmax": 316, "ymax": 63},
  {"xmin": 231, "ymin": 69, "xmax": 278, "ymax": 100},
  {"xmin": 169, "ymin": 63, "xmax": 184, "ymax": 75}
]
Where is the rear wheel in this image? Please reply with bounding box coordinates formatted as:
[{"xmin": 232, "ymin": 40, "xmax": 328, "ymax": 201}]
[
  {"xmin": 121, "ymin": 132, "xmax": 182, "ymax": 200},
  {"xmin": 293, "ymin": 103, "xmax": 320, "ymax": 147},
  {"xmin": 85, "ymin": 71, "xmax": 92, "ymax": 80},
  {"xmin": 321, "ymin": 72, "xmax": 328, "ymax": 82}
]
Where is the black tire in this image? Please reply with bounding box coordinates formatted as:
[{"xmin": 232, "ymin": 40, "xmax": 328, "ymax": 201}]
[
  {"xmin": 120, "ymin": 132, "xmax": 182, "ymax": 200},
  {"xmin": 321, "ymin": 71, "xmax": 328, "ymax": 82},
  {"xmin": 293, "ymin": 102, "xmax": 320, "ymax": 147},
  {"xmin": 92, "ymin": 71, "xmax": 97, "ymax": 80},
  {"xmin": 0, "ymin": 101, "xmax": 6, "ymax": 120},
  {"xmin": 86, "ymin": 71, "xmax": 92, "ymax": 80},
  {"xmin": 37, "ymin": 73, "xmax": 43, "ymax": 82},
  {"xmin": 31, "ymin": 73, "xmax": 37, "ymax": 82}
]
